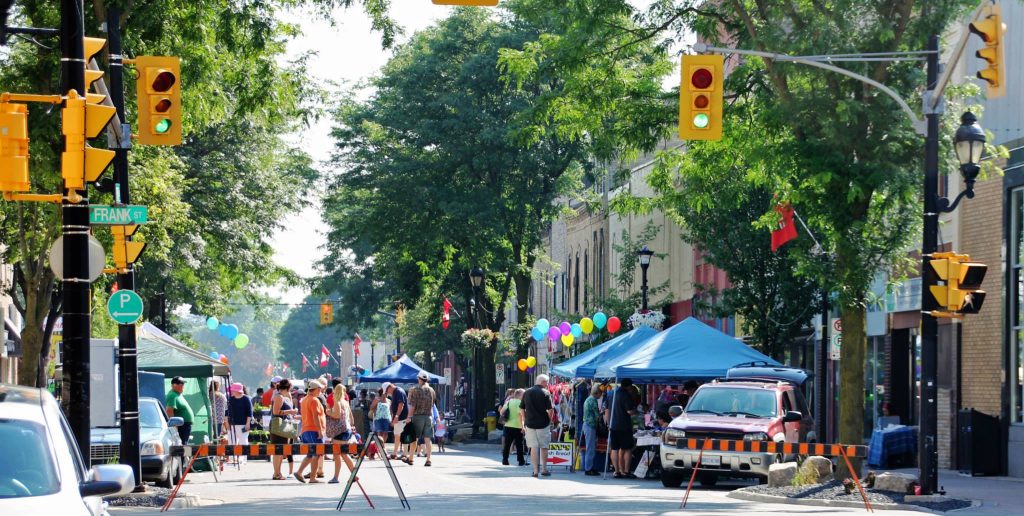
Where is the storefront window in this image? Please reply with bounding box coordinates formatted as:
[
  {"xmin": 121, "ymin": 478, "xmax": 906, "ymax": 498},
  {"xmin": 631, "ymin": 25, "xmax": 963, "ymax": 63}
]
[{"xmin": 1011, "ymin": 189, "xmax": 1024, "ymax": 423}]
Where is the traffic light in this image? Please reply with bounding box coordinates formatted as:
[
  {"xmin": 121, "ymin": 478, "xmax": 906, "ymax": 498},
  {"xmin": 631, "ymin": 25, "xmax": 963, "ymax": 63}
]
[
  {"xmin": 135, "ymin": 56, "xmax": 182, "ymax": 145},
  {"xmin": 969, "ymin": 3, "xmax": 1006, "ymax": 99},
  {"xmin": 111, "ymin": 225, "xmax": 146, "ymax": 271},
  {"xmin": 431, "ymin": 0, "xmax": 499, "ymax": 5},
  {"xmin": 83, "ymin": 37, "xmax": 108, "ymax": 104},
  {"xmin": 0, "ymin": 102, "xmax": 30, "ymax": 193},
  {"xmin": 61, "ymin": 90, "xmax": 115, "ymax": 191},
  {"xmin": 928, "ymin": 252, "xmax": 987, "ymax": 317},
  {"xmin": 679, "ymin": 55, "xmax": 724, "ymax": 141},
  {"xmin": 320, "ymin": 302, "xmax": 334, "ymax": 325}
]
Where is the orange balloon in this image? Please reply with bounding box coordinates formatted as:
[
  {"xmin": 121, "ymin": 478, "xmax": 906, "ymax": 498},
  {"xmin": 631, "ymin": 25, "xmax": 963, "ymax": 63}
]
[
  {"xmin": 219, "ymin": 356, "xmax": 229, "ymax": 365},
  {"xmin": 517, "ymin": 358, "xmax": 528, "ymax": 371}
]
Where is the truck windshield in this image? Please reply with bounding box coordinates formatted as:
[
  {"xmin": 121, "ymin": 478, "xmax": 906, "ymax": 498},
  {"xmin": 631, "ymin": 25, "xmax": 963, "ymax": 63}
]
[{"xmin": 686, "ymin": 388, "xmax": 777, "ymax": 418}]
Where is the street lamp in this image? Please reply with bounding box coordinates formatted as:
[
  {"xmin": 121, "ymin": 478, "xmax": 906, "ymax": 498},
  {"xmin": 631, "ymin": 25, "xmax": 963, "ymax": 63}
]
[
  {"xmin": 468, "ymin": 266, "xmax": 485, "ymax": 438},
  {"xmin": 638, "ymin": 245, "xmax": 654, "ymax": 311},
  {"xmin": 939, "ymin": 112, "xmax": 986, "ymax": 213}
]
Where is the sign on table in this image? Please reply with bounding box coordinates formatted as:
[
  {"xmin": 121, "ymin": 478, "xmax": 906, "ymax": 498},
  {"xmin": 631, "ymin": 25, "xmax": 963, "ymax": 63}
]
[
  {"xmin": 547, "ymin": 442, "xmax": 573, "ymax": 467},
  {"xmin": 89, "ymin": 205, "xmax": 149, "ymax": 225},
  {"xmin": 107, "ymin": 289, "xmax": 144, "ymax": 324}
]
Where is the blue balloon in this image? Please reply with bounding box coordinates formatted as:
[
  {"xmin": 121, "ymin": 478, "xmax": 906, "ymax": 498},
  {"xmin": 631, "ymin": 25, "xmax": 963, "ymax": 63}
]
[
  {"xmin": 571, "ymin": 323, "xmax": 583, "ymax": 339},
  {"xmin": 531, "ymin": 327, "xmax": 545, "ymax": 341},
  {"xmin": 209, "ymin": 351, "xmax": 220, "ymax": 359},
  {"xmin": 536, "ymin": 318, "xmax": 550, "ymax": 333},
  {"xmin": 206, "ymin": 316, "xmax": 219, "ymax": 330},
  {"xmin": 593, "ymin": 312, "xmax": 608, "ymax": 330},
  {"xmin": 224, "ymin": 324, "xmax": 240, "ymax": 339},
  {"xmin": 218, "ymin": 324, "xmax": 231, "ymax": 337}
]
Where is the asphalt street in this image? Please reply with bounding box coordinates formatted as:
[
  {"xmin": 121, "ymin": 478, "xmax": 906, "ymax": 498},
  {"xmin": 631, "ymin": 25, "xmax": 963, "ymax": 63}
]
[{"xmin": 110, "ymin": 444, "xmax": 927, "ymax": 515}]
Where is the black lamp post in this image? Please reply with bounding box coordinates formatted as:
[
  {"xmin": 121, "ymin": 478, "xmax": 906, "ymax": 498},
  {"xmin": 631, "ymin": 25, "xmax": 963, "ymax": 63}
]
[
  {"xmin": 938, "ymin": 112, "xmax": 987, "ymax": 213},
  {"xmin": 469, "ymin": 266, "xmax": 485, "ymax": 438},
  {"xmin": 638, "ymin": 245, "xmax": 654, "ymax": 311}
]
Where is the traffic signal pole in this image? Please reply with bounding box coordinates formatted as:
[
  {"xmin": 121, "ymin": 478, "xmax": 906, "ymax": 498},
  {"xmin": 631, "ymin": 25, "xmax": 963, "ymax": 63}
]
[
  {"xmin": 60, "ymin": 0, "xmax": 92, "ymax": 457},
  {"xmin": 107, "ymin": 8, "xmax": 143, "ymax": 491}
]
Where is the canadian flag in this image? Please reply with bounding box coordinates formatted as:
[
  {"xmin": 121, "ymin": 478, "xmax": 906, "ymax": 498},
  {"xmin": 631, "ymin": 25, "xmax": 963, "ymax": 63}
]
[
  {"xmin": 771, "ymin": 203, "xmax": 798, "ymax": 252},
  {"xmin": 301, "ymin": 355, "xmax": 310, "ymax": 373},
  {"xmin": 442, "ymin": 298, "xmax": 452, "ymax": 329},
  {"xmin": 319, "ymin": 344, "xmax": 330, "ymax": 367},
  {"xmin": 353, "ymin": 334, "xmax": 362, "ymax": 357}
]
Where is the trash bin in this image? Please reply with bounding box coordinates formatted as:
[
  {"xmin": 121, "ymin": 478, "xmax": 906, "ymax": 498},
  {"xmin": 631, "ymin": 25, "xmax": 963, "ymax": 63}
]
[
  {"xmin": 958, "ymin": 408, "xmax": 1001, "ymax": 476},
  {"xmin": 485, "ymin": 411, "xmax": 497, "ymax": 433}
]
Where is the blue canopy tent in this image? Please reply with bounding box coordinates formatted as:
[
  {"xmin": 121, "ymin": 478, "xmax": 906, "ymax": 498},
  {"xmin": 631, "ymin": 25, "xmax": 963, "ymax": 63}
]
[
  {"xmin": 358, "ymin": 355, "xmax": 446, "ymax": 384},
  {"xmin": 550, "ymin": 326, "xmax": 657, "ymax": 379},
  {"xmin": 595, "ymin": 317, "xmax": 780, "ymax": 382}
]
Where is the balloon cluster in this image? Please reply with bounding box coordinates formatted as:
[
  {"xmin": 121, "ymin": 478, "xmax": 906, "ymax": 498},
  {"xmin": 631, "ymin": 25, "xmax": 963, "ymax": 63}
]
[
  {"xmin": 208, "ymin": 351, "xmax": 230, "ymax": 365},
  {"xmin": 517, "ymin": 355, "xmax": 538, "ymax": 372},
  {"xmin": 205, "ymin": 316, "xmax": 251, "ymax": 350},
  {"xmin": 529, "ymin": 312, "xmax": 621, "ymax": 348}
]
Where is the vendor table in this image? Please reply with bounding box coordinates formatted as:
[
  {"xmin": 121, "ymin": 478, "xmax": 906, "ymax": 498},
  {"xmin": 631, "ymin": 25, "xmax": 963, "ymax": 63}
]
[
  {"xmin": 867, "ymin": 425, "xmax": 917, "ymax": 468},
  {"xmin": 632, "ymin": 433, "xmax": 662, "ymax": 479}
]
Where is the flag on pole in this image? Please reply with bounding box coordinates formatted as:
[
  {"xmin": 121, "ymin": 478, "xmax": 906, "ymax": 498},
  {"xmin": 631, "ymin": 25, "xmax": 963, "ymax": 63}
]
[
  {"xmin": 442, "ymin": 298, "xmax": 452, "ymax": 329},
  {"xmin": 353, "ymin": 333, "xmax": 362, "ymax": 356},
  {"xmin": 319, "ymin": 344, "xmax": 331, "ymax": 367},
  {"xmin": 771, "ymin": 203, "xmax": 798, "ymax": 252},
  {"xmin": 282, "ymin": 362, "xmax": 289, "ymax": 373},
  {"xmin": 264, "ymin": 363, "xmax": 273, "ymax": 377},
  {"xmin": 301, "ymin": 354, "xmax": 310, "ymax": 373}
]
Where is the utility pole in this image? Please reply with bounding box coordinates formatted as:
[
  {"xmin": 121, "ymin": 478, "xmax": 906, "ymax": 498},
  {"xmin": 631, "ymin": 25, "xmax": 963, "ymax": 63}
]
[
  {"xmin": 60, "ymin": 0, "xmax": 92, "ymax": 457},
  {"xmin": 918, "ymin": 34, "xmax": 941, "ymax": 496},
  {"xmin": 817, "ymin": 292, "xmax": 829, "ymax": 443},
  {"xmin": 107, "ymin": 8, "xmax": 143, "ymax": 491}
]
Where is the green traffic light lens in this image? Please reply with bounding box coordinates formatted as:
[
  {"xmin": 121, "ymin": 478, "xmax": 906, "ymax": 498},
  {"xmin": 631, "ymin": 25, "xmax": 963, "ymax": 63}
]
[
  {"xmin": 154, "ymin": 119, "xmax": 172, "ymax": 134},
  {"xmin": 693, "ymin": 113, "xmax": 710, "ymax": 129}
]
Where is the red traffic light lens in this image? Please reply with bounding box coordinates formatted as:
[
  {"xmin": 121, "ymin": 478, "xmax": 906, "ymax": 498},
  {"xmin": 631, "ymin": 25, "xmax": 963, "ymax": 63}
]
[
  {"xmin": 691, "ymin": 68, "xmax": 713, "ymax": 89},
  {"xmin": 151, "ymin": 71, "xmax": 177, "ymax": 92},
  {"xmin": 694, "ymin": 94, "xmax": 709, "ymax": 109},
  {"xmin": 154, "ymin": 99, "xmax": 172, "ymax": 113}
]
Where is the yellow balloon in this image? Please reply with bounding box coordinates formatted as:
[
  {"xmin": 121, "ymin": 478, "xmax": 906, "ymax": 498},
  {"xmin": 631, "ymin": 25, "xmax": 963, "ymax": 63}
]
[
  {"xmin": 580, "ymin": 317, "xmax": 594, "ymax": 334},
  {"xmin": 561, "ymin": 333, "xmax": 574, "ymax": 347},
  {"xmin": 526, "ymin": 356, "xmax": 537, "ymax": 368}
]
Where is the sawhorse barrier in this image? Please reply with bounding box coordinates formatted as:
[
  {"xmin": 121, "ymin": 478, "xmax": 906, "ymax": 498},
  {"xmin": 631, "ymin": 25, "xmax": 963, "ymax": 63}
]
[
  {"xmin": 336, "ymin": 433, "xmax": 411, "ymax": 511},
  {"xmin": 672, "ymin": 438, "xmax": 871, "ymax": 512}
]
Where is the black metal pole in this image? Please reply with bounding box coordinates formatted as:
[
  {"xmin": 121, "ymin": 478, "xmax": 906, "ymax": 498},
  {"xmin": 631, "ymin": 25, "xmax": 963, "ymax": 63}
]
[
  {"xmin": 60, "ymin": 0, "xmax": 92, "ymax": 458},
  {"xmin": 107, "ymin": 9, "xmax": 143, "ymax": 490},
  {"xmin": 641, "ymin": 265, "xmax": 649, "ymax": 311},
  {"xmin": 919, "ymin": 34, "xmax": 940, "ymax": 495},
  {"xmin": 816, "ymin": 291, "xmax": 829, "ymax": 442}
]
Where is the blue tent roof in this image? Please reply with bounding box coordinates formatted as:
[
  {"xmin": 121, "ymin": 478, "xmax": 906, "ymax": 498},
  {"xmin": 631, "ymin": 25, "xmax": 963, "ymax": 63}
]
[
  {"xmin": 595, "ymin": 317, "xmax": 780, "ymax": 382},
  {"xmin": 358, "ymin": 355, "xmax": 446, "ymax": 384},
  {"xmin": 550, "ymin": 326, "xmax": 656, "ymax": 379}
]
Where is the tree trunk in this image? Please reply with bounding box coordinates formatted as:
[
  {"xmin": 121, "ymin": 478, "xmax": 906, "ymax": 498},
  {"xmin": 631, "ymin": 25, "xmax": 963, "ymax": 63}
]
[
  {"xmin": 513, "ymin": 269, "xmax": 533, "ymax": 388},
  {"xmin": 837, "ymin": 301, "xmax": 866, "ymax": 478}
]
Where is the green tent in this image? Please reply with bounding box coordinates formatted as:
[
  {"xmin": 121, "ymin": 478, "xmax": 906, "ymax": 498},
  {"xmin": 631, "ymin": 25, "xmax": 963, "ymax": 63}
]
[{"xmin": 137, "ymin": 322, "xmax": 228, "ymax": 444}]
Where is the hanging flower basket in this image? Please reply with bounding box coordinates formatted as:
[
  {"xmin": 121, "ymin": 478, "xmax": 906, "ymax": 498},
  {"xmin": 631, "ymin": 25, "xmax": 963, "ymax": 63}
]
[{"xmin": 628, "ymin": 310, "xmax": 666, "ymax": 331}]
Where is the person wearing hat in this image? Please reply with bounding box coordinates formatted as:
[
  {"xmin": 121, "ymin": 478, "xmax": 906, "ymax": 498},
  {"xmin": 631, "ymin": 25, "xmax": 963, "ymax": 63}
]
[
  {"xmin": 406, "ymin": 371, "xmax": 437, "ymax": 466},
  {"xmin": 226, "ymin": 382, "xmax": 254, "ymax": 462},
  {"xmin": 166, "ymin": 376, "xmax": 195, "ymax": 444},
  {"xmin": 382, "ymin": 382, "xmax": 408, "ymax": 460},
  {"xmin": 263, "ymin": 376, "xmax": 282, "ymax": 407},
  {"xmin": 294, "ymin": 379, "xmax": 327, "ymax": 483}
]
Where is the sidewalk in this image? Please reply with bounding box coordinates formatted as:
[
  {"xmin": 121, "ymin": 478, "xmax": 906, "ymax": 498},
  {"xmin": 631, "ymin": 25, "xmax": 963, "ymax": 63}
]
[{"xmin": 889, "ymin": 468, "xmax": 1024, "ymax": 514}]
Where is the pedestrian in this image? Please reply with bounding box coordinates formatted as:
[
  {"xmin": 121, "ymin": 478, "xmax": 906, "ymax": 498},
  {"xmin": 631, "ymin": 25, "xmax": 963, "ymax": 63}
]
[
  {"xmin": 500, "ymin": 388, "xmax": 526, "ymax": 466},
  {"xmin": 294, "ymin": 379, "xmax": 327, "ymax": 483},
  {"xmin": 327, "ymin": 383, "xmax": 357, "ymax": 483},
  {"xmin": 406, "ymin": 371, "xmax": 436, "ymax": 467},
  {"xmin": 270, "ymin": 379, "xmax": 297, "ymax": 480},
  {"xmin": 609, "ymin": 378, "xmax": 638, "ymax": 479},
  {"xmin": 165, "ymin": 376, "xmax": 194, "ymax": 445},
  {"xmin": 210, "ymin": 379, "xmax": 227, "ymax": 441},
  {"xmin": 371, "ymin": 389, "xmax": 390, "ymax": 460},
  {"xmin": 582, "ymin": 384, "xmax": 604, "ymax": 476},
  {"xmin": 520, "ymin": 374, "xmax": 555, "ymax": 478},
  {"xmin": 226, "ymin": 382, "xmax": 253, "ymax": 463},
  {"xmin": 382, "ymin": 382, "xmax": 409, "ymax": 460},
  {"xmin": 262, "ymin": 376, "xmax": 281, "ymax": 407}
]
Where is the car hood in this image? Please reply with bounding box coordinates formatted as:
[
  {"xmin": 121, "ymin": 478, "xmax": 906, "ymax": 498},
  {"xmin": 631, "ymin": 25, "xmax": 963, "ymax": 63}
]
[
  {"xmin": 91, "ymin": 426, "xmax": 165, "ymax": 444},
  {"xmin": 0, "ymin": 492, "xmax": 92, "ymax": 516},
  {"xmin": 669, "ymin": 414, "xmax": 774, "ymax": 434}
]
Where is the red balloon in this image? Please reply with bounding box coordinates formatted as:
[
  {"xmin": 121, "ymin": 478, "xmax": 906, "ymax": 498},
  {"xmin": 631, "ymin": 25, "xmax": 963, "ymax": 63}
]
[{"xmin": 607, "ymin": 316, "xmax": 622, "ymax": 334}]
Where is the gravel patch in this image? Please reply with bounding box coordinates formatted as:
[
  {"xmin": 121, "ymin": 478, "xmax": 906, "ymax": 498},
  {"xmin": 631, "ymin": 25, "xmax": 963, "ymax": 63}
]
[
  {"xmin": 739, "ymin": 481, "xmax": 972, "ymax": 513},
  {"xmin": 105, "ymin": 486, "xmax": 174, "ymax": 507}
]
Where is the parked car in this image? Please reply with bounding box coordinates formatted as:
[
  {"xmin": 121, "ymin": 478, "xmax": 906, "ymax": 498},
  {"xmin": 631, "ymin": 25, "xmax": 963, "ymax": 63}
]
[
  {"xmin": 659, "ymin": 366, "xmax": 816, "ymax": 488},
  {"xmin": 0, "ymin": 383, "xmax": 133, "ymax": 515},
  {"xmin": 90, "ymin": 397, "xmax": 184, "ymax": 488}
]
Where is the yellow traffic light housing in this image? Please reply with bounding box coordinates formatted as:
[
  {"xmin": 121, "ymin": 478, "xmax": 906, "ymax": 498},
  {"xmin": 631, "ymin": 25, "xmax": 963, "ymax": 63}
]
[
  {"xmin": 432, "ymin": 0, "xmax": 499, "ymax": 5},
  {"xmin": 135, "ymin": 56, "xmax": 182, "ymax": 145},
  {"xmin": 929, "ymin": 252, "xmax": 987, "ymax": 317},
  {"xmin": 320, "ymin": 302, "xmax": 334, "ymax": 325},
  {"xmin": 679, "ymin": 55, "xmax": 724, "ymax": 141},
  {"xmin": 969, "ymin": 3, "xmax": 1006, "ymax": 99},
  {"xmin": 61, "ymin": 91, "xmax": 115, "ymax": 191},
  {"xmin": 84, "ymin": 37, "xmax": 108, "ymax": 97},
  {"xmin": 111, "ymin": 225, "xmax": 146, "ymax": 271},
  {"xmin": 0, "ymin": 102, "xmax": 30, "ymax": 192}
]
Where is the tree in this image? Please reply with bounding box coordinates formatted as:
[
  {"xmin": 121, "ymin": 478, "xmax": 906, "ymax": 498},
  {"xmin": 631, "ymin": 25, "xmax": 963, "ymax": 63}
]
[
  {"xmin": 182, "ymin": 302, "xmax": 289, "ymax": 388},
  {"xmin": 277, "ymin": 295, "xmax": 350, "ymax": 377}
]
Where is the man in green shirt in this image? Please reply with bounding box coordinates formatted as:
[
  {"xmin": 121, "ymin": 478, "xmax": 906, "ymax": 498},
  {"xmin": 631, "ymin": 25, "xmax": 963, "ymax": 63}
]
[
  {"xmin": 582, "ymin": 384, "xmax": 604, "ymax": 475},
  {"xmin": 166, "ymin": 376, "xmax": 195, "ymax": 444},
  {"xmin": 500, "ymin": 388, "xmax": 526, "ymax": 466}
]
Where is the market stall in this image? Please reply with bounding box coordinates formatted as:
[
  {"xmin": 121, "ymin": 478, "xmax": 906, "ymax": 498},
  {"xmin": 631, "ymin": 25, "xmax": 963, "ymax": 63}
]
[{"xmin": 358, "ymin": 355, "xmax": 446, "ymax": 384}]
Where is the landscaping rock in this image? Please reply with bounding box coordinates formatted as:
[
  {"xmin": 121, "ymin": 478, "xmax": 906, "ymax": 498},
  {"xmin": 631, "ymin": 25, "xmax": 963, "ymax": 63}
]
[
  {"xmin": 801, "ymin": 456, "xmax": 833, "ymax": 482},
  {"xmin": 873, "ymin": 472, "xmax": 918, "ymax": 493},
  {"xmin": 768, "ymin": 462, "xmax": 797, "ymax": 488}
]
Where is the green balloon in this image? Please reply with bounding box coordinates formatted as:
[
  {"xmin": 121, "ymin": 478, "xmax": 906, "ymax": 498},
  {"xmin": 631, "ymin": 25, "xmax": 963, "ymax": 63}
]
[{"xmin": 234, "ymin": 333, "xmax": 250, "ymax": 349}]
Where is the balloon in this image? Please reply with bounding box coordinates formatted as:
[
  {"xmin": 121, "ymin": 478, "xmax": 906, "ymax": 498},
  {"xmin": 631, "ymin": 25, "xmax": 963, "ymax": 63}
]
[
  {"xmin": 218, "ymin": 324, "xmax": 231, "ymax": 337},
  {"xmin": 561, "ymin": 333, "xmax": 574, "ymax": 347},
  {"xmin": 570, "ymin": 323, "xmax": 583, "ymax": 339},
  {"xmin": 209, "ymin": 351, "xmax": 220, "ymax": 359},
  {"xmin": 547, "ymin": 327, "xmax": 562, "ymax": 341},
  {"xmin": 526, "ymin": 356, "xmax": 537, "ymax": 368},
  {"xmin": 517, "ymin": 358, "xmax": 528, "ymax": 371},
  {"xmin": 593, "ymin": 312, "xmax": 608, "ymax": 329},
  {"xmin": 607, "ymin": 316, "xmax": 622, "ymax": 334},
  {"xmin": 580, "ymin": 317, "xmax": 594, "ymax": 334},
  {"xmin": 223, "ymin": 324, "xmax": 239, "ymax": 339},
  {"xmin": 559, "ymin": 321, "xmax": 572, "ymax": 335},
  {"xmin": 219, "ymin": 356, "xmax": 229, "ymax": 365},
  {"xmin": 536, "ymin": 318, "xmax": 550, "ymax": 333},
  {"xmin": 206, "ymin": 316, "xmax": 219, "ymax": 330},
  {"xmin": 234, "ymin": 334, "xmax": 250, "ymax": 349},
  {"xmin": 531, "ymin": 327, "xmax": 545, "ymax": 342}
]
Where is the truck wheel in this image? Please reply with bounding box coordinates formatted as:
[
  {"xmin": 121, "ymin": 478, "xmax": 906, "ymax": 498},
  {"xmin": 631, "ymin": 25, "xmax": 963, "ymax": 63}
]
[
  {"xmin": 698, "ymin": 472, "xmax": 718, "ymax": 487},
  {"xmin": 661, "ymin": 469, "xmax": 685, "ymax": 488}
]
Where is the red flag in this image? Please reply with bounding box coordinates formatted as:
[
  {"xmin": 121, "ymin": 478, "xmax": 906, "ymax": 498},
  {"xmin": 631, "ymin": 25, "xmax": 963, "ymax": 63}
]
[
  {"xmin": 282, "ymin": 362, "xmax": 289, "ymax": 372},
  {"xmin": 442, "ymin": 298, "xmax": 452, "ymax": 329},
  {"xmin": 264, "ymin": 363, "xmax": 273, "ymax": 377},
  {"xmin": 301, "ymin": 354, "xmax": 309, "ymax": 373},
  {"xmin": 771, "ymin": 203, "xmax": 798, "ymax": 252},
  {"xmin": 319, "ymin": 345, "xmax": 330, "ymax": 367},
  {"xmin": 353, "ymin": 334, "xmax": 362, "ymax": 357}
]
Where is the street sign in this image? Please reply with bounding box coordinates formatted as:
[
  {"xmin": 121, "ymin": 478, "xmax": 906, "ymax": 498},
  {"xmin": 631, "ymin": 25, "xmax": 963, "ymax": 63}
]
[
  {"xmin": 830, "ymin": 318, "xmax": 842, "ymax": 360},
  {"xmin": 495, "ymin": 363, "xmax": 505, "ymax": 384},
  {"xmin": 107, "ymin": 289, "xmax": 144, "ymax": 324},
  {"xmin": 89, "ymin": 204, "xmax": 149, "ymax": 225}
]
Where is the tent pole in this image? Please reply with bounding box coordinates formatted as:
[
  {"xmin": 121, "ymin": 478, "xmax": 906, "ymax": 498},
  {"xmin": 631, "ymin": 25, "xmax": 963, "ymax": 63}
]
[{"xmin": 603, "ymin": 380, "xmax": 616, "ymax": 479}]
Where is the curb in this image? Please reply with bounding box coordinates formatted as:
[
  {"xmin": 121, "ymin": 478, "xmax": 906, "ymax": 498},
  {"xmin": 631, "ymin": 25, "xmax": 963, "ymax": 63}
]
[
  {"xmin": 727, "ymin": 489, "xmax": 981, "ymax": 514},
  {"xmin": 168, "ymin": 494, "xmax": 202, "ymax": 509}
]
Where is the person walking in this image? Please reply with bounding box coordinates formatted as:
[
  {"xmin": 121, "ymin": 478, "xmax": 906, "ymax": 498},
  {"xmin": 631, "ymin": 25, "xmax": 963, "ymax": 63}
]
[
  {"xmin": 406, "ymin": 371, "xmax": 436, "ymax": 467},
  {"xmin": 383, "ymin": 382, "xmax": 408, "ymax": 460},
  {"xmin": 294, "ymin": 379, "xmax": 327, "ymax": 483},
  {"xmin": 262, "ymin": 376, "xmax": 280, "ymax": 407},
  {"xmin": 327, "ymin": 384, "xmax": 358, "ymax": 483},
  {"xmin": 226, "ymin": 382, "xmax": 253, "ymax": 464},
  {"xmin": 500, "ymin": 388, "xmax": 526, "ymax": 466},
  {"xmin": 165, "ymin": 376, "xmax": 194, "ymax": 445},
  {"xmin": 370, "ymin": 389, "xmax": 390, "ymax": 460},
  {"xmin": 270, "ymin": 379, "xmax": 297, "ymax": 480},
  {"xmin": 582, "ymin": 384, "xmax": 604, "ymax": 476},
  {"xmin": 210, "ymin": 380, "xmax": 227, "ymax": 441},
  {"xmin": 609, "ymin": 378, "xmax": 638, "ymax": 479},
  {"xmin": 520, "ymin": 374, "xmax": 555, "ymax": 478}
]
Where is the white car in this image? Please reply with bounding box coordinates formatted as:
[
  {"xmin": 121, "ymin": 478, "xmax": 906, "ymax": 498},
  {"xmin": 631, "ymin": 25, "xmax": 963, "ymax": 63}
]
[{"xmin": 0, "ymin": 383, "xmax": 133, "ymax": 515}]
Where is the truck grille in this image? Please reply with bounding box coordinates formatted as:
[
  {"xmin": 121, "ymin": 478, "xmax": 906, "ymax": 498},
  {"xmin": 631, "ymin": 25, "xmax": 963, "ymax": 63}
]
[
  {"xmin": 91, "ymin": 444, "xmax": 120, "ymax": 464},
  {"xmin": 680, "ymin": 431, "xmax": 743, "ymax": 442}
]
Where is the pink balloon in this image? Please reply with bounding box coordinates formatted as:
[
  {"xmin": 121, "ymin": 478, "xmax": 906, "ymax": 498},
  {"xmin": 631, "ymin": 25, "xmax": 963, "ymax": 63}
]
[
  {"xmin": 607, "ymin": 316, "xmax": 622, "ymax": 334},
  {"xmin": 559, "ymin": 321, "xmax": 572, "ymax": 335},
  {"xmin": 547, "ymin": 327, "xmax": 562, "ymax": 340}
]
